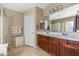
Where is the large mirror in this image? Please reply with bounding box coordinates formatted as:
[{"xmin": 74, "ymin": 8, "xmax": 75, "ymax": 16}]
[
  {"xmin": 49, "ymin": 16, "xmax": 75, "ymax": 32},
  {"xmin": 39, "ymin": 4, "xmax": 79, "ymax": 33},
  {"xmin": 48, "ymin": 4, "xmax": 79, "ymax": 33}
]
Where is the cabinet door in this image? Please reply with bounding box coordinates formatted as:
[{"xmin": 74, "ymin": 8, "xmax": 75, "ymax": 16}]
[
  {"xmin": 38, "ymin": 35, "xmax": 42, "ymax": 48},
  {"xmin": 15, "ymin": 36, "xmax": 24, "ymax": 47},
  {"xmin": 49, "ymin": 37, "xmax": 59, "ymax": 56},
  {"xmin": 38, "ymin": 35, "xmax": 49, "ymax": 52},
  {"xmin": 67, "ymin": 40, "xmax": 79, "ymax": 56},
  {"xmin": 42, "ymin": 36, "xmax": 49, "ymax": 52},
  {"xmin": 60, "ymin": 44, "xmax": 79, "ymax": 56},
  {"xmin": 37, "ymin": 35, "xmax": 39, "ymax": 46},
  {"xmin": 68, "ymin": 40, "xmax": 79, "ymax": 49}
]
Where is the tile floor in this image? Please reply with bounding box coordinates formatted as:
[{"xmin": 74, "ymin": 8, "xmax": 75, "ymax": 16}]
[{"xmin": 8, "ymin": 46, "xmax": 50, "ymax": 56}]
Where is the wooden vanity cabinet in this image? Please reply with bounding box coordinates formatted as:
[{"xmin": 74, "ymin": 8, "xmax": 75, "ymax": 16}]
[
  {"xmin": 38, "ymin": 35, "xmax": 43, "ymax": 48},
  {"xmin": 67, "ymin": 40, "xmax": 79, "ymax": 56},
  {"xmin": 60, "ymin": 40, "xmax": 79, "ymax": 56},
  {"xmin": 68, "ymin": 40, "xmax": 79, "ymax": 49},
  {"xmin": 48, "ymin": 37, "xmax": 68, "ymax": 56},
  {"xmin": 59, "ymin": 39, "xmax": 67, "ymax": 56},
  {"xmin": 37, "ymin": 34, "xmax": 79, "ymax": 56},
  {"xmin": 60, "ymin": 43, "xmax": 79, "ymax": 56},
  {"xmin": 37, "ymin": 34, "xmax": 49, "ymax": 52},
  {"xmin": 49, "ymin": 37, "xmax": 59, "ymax": 56},
  {"xmin": 41, "ymin": 35, "xmax": 49, "ymax": 52}
]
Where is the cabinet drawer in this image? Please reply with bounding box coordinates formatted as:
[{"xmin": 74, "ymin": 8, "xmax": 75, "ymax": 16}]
[
  {"xmin": 38, "ymin": 35, "xmax": 43, "ymax": 38},
  {"xmin": 68, "ymin": 40, "xmax": 79, "ymax": 49},
  {"xmin": 49, "ymin": 37, "xmax": 58, "ymax": 42},
  {"xmin": 38, "ymin": 35, "xmax": 49, "ymax": 39},
  {"xmin": 60, "ymin": 44, "xmax": 79, "ymax": 56},
  {"xmin": 58, "ymin": 39, "xmax": 67, "ymax": 44},
  {"xmin": 49, "ymin": 37, "xmax": 59, "ymax": 56}
]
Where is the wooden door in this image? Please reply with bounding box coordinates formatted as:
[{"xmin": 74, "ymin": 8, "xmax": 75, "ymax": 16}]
[
  {"xmin": 38, "ymin": 35, "xmax": 49, "ymax": 52},
  {"xmin": 38, "ymin": 35, "xmax": 42, "ymax": 48},
  {"xmin": 42, "ymin": 36, "xmax": 49, "ymax": 52},
  {"xmin": 60, "ymin": 44, "xmax": 79, "ymax": 56},
  {"xmin": 49, "ymin": 37, "xmax": 59, "ymax": 56}
]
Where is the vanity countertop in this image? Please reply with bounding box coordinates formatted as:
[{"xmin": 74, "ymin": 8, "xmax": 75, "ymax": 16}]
[{"xmin": 37, "ymin": 31, "xmax": 79, "ymax": 42}]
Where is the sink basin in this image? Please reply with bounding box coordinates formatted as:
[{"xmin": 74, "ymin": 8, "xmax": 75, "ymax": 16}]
[
  {"xmin": 49, "ymin": 32, "xmax": 63, "ymax": 36},
  {"xmin": 61, "ymin": 35, "xmax": 79, "ymax": 39}
]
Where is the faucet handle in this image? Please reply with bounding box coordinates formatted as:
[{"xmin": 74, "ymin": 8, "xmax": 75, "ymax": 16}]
[{"xmin": 62, "ymin": 32, "xmax": 67, "ymax": 36}]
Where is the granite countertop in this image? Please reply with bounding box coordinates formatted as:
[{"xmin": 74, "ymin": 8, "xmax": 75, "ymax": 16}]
[{"xmin": 37, "ymin": 31, "xmax": 79, "ymax": 42}]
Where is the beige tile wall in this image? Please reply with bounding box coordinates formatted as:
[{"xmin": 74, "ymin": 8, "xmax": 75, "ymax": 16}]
[{"xmin": 36, "ymin": 7, "xmax": 43, "ymax": 29}]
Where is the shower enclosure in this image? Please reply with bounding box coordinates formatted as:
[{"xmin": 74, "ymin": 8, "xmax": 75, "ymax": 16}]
[
  {"xmin": 0, "ymin": 8, "xmax": 8, "ymax": 44},
  {"xmin": 0, "ymin": 8, "xmax": 8, "ymax": 55}
]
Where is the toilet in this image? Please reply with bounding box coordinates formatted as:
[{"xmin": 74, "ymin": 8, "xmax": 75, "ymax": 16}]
[{"xmin": 0, "ymin": 44, "xmax": 8, "ymax": 56}]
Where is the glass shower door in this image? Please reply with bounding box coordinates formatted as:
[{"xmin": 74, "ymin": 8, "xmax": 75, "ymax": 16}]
[
  {"xmin": 0, "ymin": 8, "xmax": 7, "ymax": 44},
  {"xmin": 0, "ymin": 9, "xmax": 1, "ymax": 43},
  {"xmin": 3, "ymin": 9, "xmax": 7, "ymax": 44}
]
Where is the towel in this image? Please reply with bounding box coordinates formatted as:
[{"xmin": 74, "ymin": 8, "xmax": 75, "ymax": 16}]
[{"xmin": 73, "ymin": 15, "xmax": 79, "ymax": 32}]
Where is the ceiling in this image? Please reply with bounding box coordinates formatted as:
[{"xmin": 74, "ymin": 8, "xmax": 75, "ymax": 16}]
[{"xmin": 0, "ymin": 3, "xmax": 49, "ymax": 12}]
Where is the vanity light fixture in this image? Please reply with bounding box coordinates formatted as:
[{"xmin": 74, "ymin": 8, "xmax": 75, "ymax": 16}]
[
  {"xmin": 54, "ymin": 7, "xmax": 58, "ymax": 11},
  {"xmin": 58, "ymin": 5, "xmax": 63, "ymax": 10},
  {"xmin": 49, "ymin": 4, "xmax": 63, "ymax": 14},
  {"xmin": 49, "ymin": 9, "xmax": 53, "ymax": 14}
]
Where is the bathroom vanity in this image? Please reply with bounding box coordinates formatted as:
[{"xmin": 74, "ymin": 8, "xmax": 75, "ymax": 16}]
[
  {"xmin": 37, "ymin": 4, "xmax": 79, "ymax": 56},
  {"xmin": 37, "ymin": 32, "xmax": 79, "ymax": 56}
]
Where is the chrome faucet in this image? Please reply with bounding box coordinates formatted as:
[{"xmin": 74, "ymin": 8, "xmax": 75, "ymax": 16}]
[{"xmin": 62, "ymin": 32, "xmax": 68, "ymax": 36}]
